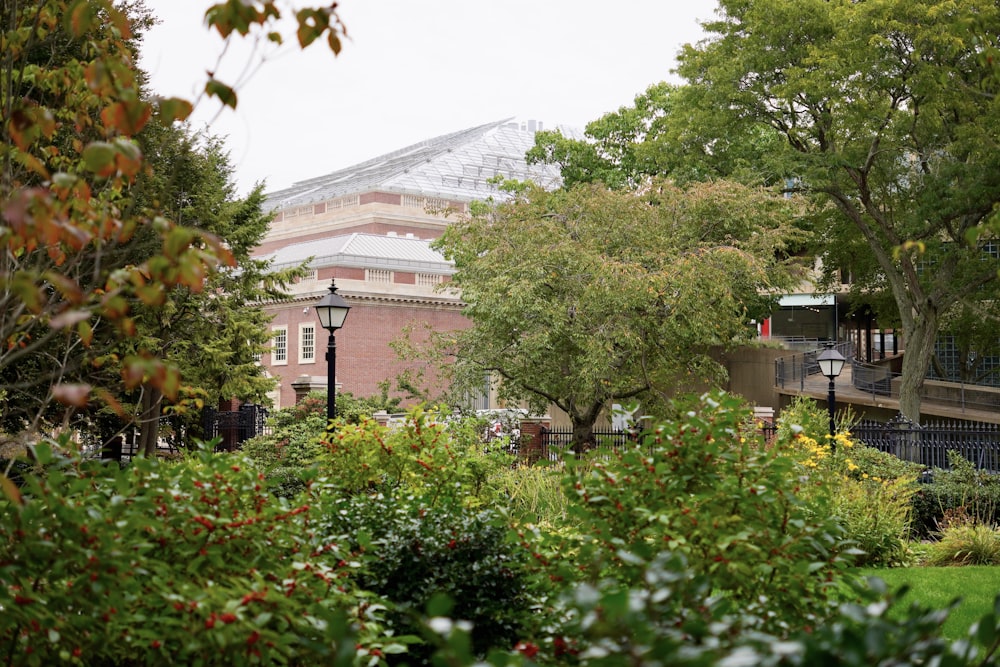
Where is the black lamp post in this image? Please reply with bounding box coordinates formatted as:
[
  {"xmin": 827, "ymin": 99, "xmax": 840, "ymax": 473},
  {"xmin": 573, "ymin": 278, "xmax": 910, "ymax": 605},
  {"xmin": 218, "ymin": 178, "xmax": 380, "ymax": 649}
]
[
  {"xmin": 314, "ymin": 280, "xmax": 351, "ymax": 428},
  {"xmin": 816, "ymin": 343, "xmax": 846, "ymax": 441}
]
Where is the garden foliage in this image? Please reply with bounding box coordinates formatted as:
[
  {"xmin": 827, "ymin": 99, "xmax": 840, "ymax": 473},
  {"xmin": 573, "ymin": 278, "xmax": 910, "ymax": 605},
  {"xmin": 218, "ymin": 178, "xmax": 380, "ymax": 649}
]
[
  {"xmin": 0, "ymin": 440, "xmax": 376, "ymax": 666},
  {"xmin": 528, "ymin": 393, "xmax": 856, "ymax": 638},
  {"xmin": 776, "ymin": 398, "xmax": 918, "ymax": 567},
  {"xmin": 316, "ymin": 494, "xmax": 529, "ymax": 663},
  {"xmin": 911, "ymin": 452, "xmax": 1000, "ymax": 539},
  {"xmin": 4, "ymin": 395, "xmax": 1000, "ymax": 666}
]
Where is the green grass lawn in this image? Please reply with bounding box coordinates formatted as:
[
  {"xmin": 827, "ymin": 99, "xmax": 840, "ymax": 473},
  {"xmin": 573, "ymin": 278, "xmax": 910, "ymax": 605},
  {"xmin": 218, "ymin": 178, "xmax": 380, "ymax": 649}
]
[{"xmin": 857, "ymin": 566, "xmax": 1000, "ymax": 642}]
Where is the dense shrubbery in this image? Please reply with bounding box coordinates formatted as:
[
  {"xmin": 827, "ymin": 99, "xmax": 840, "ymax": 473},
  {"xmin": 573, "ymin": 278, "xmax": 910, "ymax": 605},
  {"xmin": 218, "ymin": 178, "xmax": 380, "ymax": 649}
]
[
  {"xmin": 538, "ymin": 393, "xmax": 856, "ymax": 636},
  {"xmin": 242, "ymin": 390, "xmax": 406, "ymax": 498},
  {"xmin": 4, "ymin": 393, "xmax": 1000, "ymax": 666},
  {"xmin": 241, "ymin": 393, "xmax": 328, "ymax": 498},
  {"xmin": 910, "ymin": 452, "xmax": 1000, "ymax": 539},
  {"xmin": 775, "ymin": 398, "xmax": 918, "ymax": 567},
  {"xmin": 0, "ymin": 440, "xmax": 371, "ymax": 666},
  {"xmin": 316, "ymin": 494, "xmax": 529, "ymax": 662}
]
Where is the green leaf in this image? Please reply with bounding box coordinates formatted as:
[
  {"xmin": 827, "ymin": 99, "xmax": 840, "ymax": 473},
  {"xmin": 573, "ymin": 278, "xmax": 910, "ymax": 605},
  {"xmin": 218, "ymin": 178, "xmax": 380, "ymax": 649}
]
[
  {"xmin": 977, "ymin": 612, "xmax": 998, "ymax": 647},
  {"xmin": 205, "ymin": 79, "xmax": 238, "ymax": 109},
  {"xmin": 32, "ymin": 441, "xmax": 54, "ymax": 465},
  {"xmin": 426, "ymin": 592, "xmax": 454, "ymax": 617},
  {"xmin": 82, "ymin": 141, "xmax": 117, "ymax": 175},
  {"xmin": 157, "ymin": 97, "xmax": 194, "ymax": 123}
]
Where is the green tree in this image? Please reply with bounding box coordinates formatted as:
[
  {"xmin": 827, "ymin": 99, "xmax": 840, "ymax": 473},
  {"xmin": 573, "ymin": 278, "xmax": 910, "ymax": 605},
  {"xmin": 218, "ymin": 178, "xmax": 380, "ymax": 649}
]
[
  {"xmin": 116, "ymin": 128, "xmax": 304, "ymax": 456},
  {"xmin": 526, "ymin": 82, "xmax": 788, "ymax": 189},
  {"xmin": 676, "ymin": 0, "xmax": 1000, "ymax": 421},
  {"xmin": 0, "ymin": 0, "xmax": 345, "ymax": 449},
  {"xmin": 433, "ymin": 180, "xmax": 804, "ymax": 447}
]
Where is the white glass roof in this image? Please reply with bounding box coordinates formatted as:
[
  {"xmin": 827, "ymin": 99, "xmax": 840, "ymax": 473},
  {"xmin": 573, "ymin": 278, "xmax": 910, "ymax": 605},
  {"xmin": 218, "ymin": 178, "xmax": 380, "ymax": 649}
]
[{"xmin": 263, "ymin": 119, "xmax": 576, "ymax": 212}]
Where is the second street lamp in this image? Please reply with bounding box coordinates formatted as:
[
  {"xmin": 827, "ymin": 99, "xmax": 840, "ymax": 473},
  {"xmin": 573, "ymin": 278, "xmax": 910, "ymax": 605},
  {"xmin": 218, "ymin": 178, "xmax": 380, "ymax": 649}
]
[
  {"xmin": 314, "ymin": 280, "xmax": 351, "ymax": 429},
  {"xmin": 816, "ymin": 343, "xmax": 846, "ymax": 443}
]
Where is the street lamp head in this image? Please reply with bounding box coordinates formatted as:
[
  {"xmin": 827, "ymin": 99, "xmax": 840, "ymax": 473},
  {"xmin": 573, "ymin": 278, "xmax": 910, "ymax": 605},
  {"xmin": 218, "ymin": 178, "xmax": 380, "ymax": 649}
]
[
  {"xmin": 816, "ymin": 344, "xmax": 846, "ymax": 380},
  {"xmin": 315, "ymin": 280, "xmax": 351, "ymax": 332}
]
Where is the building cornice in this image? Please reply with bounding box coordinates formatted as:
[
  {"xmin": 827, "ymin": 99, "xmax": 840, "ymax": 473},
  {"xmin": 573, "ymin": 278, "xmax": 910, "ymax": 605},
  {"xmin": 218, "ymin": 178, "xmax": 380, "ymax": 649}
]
[{"xmin": 259, "ymin": 290, "xmax": 465, "ymax": 310}]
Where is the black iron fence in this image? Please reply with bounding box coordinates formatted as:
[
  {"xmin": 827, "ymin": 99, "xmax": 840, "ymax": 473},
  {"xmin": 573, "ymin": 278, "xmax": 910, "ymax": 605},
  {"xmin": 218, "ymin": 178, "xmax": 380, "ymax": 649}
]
[
  {"xmin": 520, "ymin": 416, "xmax": 1000, "ymax": 472},
  {"xmin": 202, "ymin": 404, "xmax": 270, "ymax": 451},
  {"xmin": 533, "ymin": 427, "xmax": 643, "ymax": 461},
  {"xmin": 507, "ymin": 428, "xmax": 640, "ymax": 461},
  {"xmin": 851, "ymin": 416, "xmax": 1000, "ymax": 471}
]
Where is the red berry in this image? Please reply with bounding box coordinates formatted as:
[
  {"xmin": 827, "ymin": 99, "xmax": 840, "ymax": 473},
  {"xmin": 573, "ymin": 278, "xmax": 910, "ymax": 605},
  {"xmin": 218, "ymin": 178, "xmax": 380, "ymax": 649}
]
[{"xmin": 515, "ymin": 641, "xmax": 539, "ymax": 658}]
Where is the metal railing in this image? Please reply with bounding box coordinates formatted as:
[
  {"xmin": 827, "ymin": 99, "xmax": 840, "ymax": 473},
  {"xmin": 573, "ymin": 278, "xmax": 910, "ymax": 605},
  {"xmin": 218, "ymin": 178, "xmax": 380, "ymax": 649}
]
[
  {"xmin": 537, "ymin": 428, "xmax": 640, "ymax": 460},
  {"xmin": 774, "ymin": 344, "xmax": 1000, "ymax": 414},
  {"xmin": 774, "ymin": 341, "xmax": 855, "ymax": 391},
  {"xmin": 852, "ymin": 415, "xmax": 1000, "ymax": 471},
  {"xmin": 848, "ymin": 360, "xmax": 1000, "ymax": 414},
  {"xmin": 203, "ymin": 404, "xmax": 271, "ymax": 451}
]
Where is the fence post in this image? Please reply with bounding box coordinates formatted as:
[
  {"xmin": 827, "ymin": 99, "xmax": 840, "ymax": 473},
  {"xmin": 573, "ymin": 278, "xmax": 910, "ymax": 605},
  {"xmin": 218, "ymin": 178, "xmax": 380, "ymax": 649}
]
[
  {"xmin": 202, "ymin": 407, "xmax": 217, "ymax": 443},
  {"xmin": 890, "ymin": 415, "xmax": 922, "ymax": 464}
]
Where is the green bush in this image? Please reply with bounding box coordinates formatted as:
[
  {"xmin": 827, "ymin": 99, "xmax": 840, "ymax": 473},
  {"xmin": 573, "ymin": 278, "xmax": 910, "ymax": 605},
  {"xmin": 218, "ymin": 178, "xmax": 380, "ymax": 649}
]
[
  {"xmin": 910, "ymin": 452, "xmax": 1000, "ymax": 539},
  {"xmin": 847, "ymin": 442, "xmax": 925, "ymax": 481},
  {"xmin": 925, "ymin": 517, "xmax": 1000, "ymax": 566},
  {"xmin": 487, "ymin": 464, "xmax": 571, "ymax": 528},
  {"xmin": 316, "ymin": 406, "xmax": 512, "ymax": 506},
  {"xmin": 241, "ymin": 393, "xmax": 328, "ymax": 498},
  {"xmin": 0, "ymin": 440, "xmax": 383, "ymax": 666},
  {"xmin": 333, "ymin": 389, "xmax": 402, "ymax": 425},
  {"xmin": 775, "ymin": 398, "xmax": 918, "ymax": 566},
  {"xmin": 829, "ymin": 474, "xmax": 916, "ymax": 566},
  {"xmin": 241, "ymin": 391, "xmax": 405, "ymax": 498},
  {"xmin": 316, "ymin": 493, "xmax": 530, "ymax": 663},
  {"xmin": 535, "ymin": 392, "xmax": 857, "ymax": 636}
]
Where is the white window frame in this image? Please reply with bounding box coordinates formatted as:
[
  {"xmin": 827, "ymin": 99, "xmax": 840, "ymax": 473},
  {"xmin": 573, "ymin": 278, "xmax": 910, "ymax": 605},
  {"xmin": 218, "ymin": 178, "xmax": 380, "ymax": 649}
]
[
  {"xmin": 271, "ymin": 326, "xmax": 288, "ymax": 366},
  {"xmin": 299, "ymin": 322, "xmax": 316, "ymax": 364}
]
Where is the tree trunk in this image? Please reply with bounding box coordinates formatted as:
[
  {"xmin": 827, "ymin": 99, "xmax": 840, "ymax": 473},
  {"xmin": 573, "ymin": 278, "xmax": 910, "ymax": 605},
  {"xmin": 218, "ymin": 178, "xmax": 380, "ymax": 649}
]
[
  {"xmin": 897, "ymin": 310, "xmax": 939, "ymax": 424},
  {"xmin": 137, "ymin": 386, "xmax": 163, "ymax": 457},
  {"xmin": 570, "ymin": 420, "xmax": 596, "ymax": 452}
]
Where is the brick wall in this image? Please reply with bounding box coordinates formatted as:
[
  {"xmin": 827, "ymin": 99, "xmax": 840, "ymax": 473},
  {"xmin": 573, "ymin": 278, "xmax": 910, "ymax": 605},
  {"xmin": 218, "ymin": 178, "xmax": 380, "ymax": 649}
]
[{"xmin": 263, "ymin": 298, "xmax": 468, "ymax": 408}]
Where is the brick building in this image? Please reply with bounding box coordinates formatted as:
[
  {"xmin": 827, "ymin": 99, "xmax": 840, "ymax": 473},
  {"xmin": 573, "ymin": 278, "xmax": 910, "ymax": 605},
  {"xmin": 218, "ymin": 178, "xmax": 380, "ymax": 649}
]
[{"xmin": 254, "ymin": 119, "xmax": 567, "ymax": 408}]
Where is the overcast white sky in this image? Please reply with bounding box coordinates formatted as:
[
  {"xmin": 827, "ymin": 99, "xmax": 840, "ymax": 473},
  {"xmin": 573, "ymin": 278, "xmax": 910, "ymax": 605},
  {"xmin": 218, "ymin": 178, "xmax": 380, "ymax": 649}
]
[{"xmin": 140, "ymin": 1, "xmax": 719, "ymax": 195}]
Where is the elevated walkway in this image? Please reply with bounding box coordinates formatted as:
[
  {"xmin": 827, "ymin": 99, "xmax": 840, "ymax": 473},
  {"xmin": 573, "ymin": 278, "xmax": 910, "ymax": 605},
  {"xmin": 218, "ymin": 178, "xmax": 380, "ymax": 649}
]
[{"xmin": 774, "ymin": 350, "xmax": 1000, "ymax": 425}]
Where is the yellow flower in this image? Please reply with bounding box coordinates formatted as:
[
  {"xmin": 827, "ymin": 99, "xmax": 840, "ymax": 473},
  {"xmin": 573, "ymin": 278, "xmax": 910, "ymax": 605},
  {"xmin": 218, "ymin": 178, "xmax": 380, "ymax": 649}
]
[{"xmin": 833, "ymin": 433, "xmax": 854, "ymax": 448}]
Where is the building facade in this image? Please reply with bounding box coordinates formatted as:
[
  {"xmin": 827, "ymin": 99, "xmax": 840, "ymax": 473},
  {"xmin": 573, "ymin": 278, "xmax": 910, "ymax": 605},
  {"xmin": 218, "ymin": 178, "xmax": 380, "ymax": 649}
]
[{"xmin": 253, "ymin": 119, "xmax": 568, "ymax": 409}]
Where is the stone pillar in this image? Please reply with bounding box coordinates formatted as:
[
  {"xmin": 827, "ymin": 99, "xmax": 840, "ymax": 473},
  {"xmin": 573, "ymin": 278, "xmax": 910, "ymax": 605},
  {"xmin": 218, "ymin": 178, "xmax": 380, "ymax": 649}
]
[
  {"xmin": 372, "ymin": 410, "xmax": 390, "ymax": 427},
  {"xmin": 291, "ymin": 375, "xmax": 332, "ymax": 404}
]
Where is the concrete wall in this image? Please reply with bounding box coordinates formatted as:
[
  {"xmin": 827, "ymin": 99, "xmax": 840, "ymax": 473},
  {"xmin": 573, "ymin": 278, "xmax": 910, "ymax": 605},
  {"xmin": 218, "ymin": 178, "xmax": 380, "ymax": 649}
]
[{"xmin": 722, "ymin": 346, "xmax": 788, "ymax": 411}]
